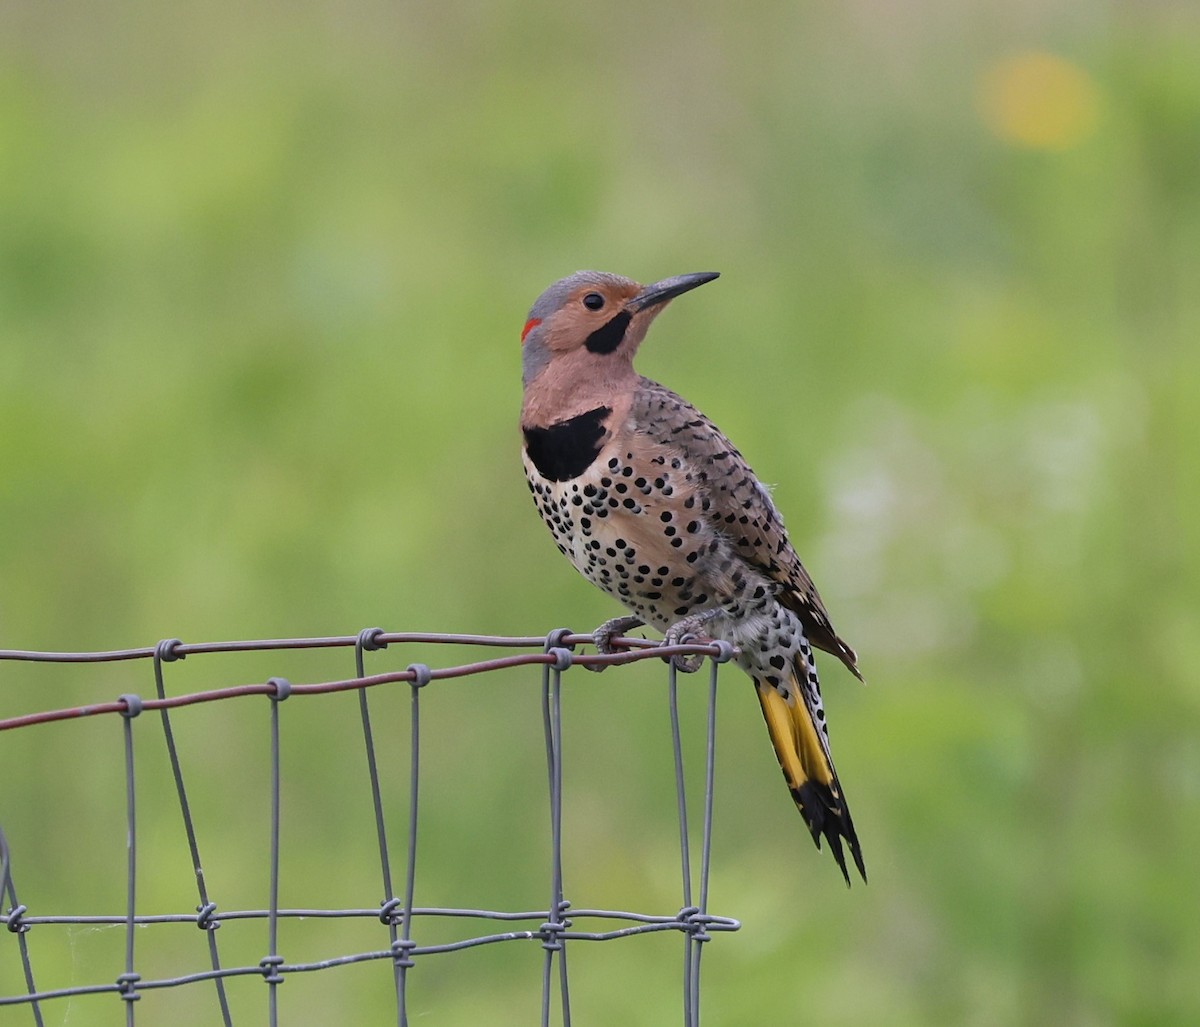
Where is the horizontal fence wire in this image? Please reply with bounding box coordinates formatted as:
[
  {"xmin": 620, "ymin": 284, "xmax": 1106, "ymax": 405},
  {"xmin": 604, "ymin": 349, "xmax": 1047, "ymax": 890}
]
[{"xmin": 0, "ymin": 630, "xmax": 740, "ymax": 1025}]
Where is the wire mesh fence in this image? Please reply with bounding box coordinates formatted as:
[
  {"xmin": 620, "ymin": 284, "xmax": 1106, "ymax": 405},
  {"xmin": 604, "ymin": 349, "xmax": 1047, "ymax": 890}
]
[{"xmin": 1, "ymin": 629, "xmax": 740, "ymax": 1026}]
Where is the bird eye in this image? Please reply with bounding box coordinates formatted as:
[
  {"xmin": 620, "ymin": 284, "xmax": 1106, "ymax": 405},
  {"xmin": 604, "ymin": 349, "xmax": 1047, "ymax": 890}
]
[{"xmin": 582, "ymin": 292, "xmax": 605, "ymax": 311}]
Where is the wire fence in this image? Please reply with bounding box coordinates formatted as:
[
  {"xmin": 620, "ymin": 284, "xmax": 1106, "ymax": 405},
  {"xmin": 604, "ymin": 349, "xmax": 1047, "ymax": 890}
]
[{"xmin": 1, "ymin": 629, "xmax": 740, "ymax": 1026}]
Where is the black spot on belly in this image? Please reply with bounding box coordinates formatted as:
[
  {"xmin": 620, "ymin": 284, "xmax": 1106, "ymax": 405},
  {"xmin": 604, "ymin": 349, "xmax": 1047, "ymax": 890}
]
[{"xmin": 524, "ymin": 406, "xmax": 611, "ymax": 482}]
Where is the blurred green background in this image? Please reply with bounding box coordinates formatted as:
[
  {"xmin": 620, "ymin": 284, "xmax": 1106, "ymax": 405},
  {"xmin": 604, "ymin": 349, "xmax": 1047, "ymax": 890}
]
[{"xmin": 2, "ymin": 1, "xmax": 1198, "ymax": 1024}]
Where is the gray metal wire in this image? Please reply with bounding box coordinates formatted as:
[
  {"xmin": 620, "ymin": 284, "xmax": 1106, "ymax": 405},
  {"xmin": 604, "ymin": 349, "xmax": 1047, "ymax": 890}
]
[
  {"xmin": 541, "ymin": 632, "xmax": 573, "ymax": 1027},
  {"xmin": 153, "ymin": 639, "xmax": 233, "ymax": 1024},
  {"xmin": 353, "ymin": 628, "xmax": 404, "ymax": 1023},
  {"xmin": 0, "ymin": 824, "xmax": 43, "ymax": 1027},
  {"xmin": 118, "ymin": 694, "xmax": 140, "ymax": 1025},
  {"xmin": 0, "ymin": 630, "xmax": 740, "ymax": 1024}
]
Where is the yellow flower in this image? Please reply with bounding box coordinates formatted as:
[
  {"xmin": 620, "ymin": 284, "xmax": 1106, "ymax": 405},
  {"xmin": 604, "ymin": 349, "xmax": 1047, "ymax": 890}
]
[{"xmin": 978, "ymin": 51, "xmax": 1100, "ymax": 151}]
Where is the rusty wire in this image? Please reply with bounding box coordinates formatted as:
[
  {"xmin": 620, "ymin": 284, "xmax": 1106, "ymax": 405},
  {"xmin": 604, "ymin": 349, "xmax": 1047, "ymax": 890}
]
[{"xmin": 0, "ymin": 630, "xmax": 739, "ymax": 1026}]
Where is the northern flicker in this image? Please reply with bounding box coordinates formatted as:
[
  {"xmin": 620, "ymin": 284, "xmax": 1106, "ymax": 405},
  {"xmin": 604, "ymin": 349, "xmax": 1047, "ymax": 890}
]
[{"xmin": 519, "ymin": 270, "xmax": 866, "ymax": 884}]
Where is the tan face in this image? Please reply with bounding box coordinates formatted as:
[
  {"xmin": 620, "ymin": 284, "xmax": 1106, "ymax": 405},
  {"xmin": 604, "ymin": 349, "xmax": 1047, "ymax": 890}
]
[
  {"xmin": 524, "ymin": 279, "xmax": 642, "ymax": 356},
  {"xmin": 521, "ymin": 271, "xmax": 719, "ymax": 389}
]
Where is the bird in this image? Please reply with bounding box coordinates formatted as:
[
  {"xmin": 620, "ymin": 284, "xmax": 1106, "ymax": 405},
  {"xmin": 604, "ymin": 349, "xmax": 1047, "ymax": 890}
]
[{"xmin": 518, "ymin": 270, "xmax": 866, "ymax": 884}]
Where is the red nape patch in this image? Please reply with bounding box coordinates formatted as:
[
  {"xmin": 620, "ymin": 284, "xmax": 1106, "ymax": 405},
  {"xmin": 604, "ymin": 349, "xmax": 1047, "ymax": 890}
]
[{"xmin": 521, "ymin": 317, "xmax": 542, "ymax": 344}]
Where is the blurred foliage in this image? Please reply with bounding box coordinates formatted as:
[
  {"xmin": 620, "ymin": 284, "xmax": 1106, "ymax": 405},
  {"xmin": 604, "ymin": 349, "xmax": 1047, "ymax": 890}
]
[{"xmin": 2, "ymin": 0, "xmax": 1199, "ymax": 1024}]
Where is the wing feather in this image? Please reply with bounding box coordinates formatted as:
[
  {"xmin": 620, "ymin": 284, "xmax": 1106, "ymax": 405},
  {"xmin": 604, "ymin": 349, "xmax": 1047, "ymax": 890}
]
[{"xmin": 631, "ymin": 378, "xmax": 860, "ymax": 676}]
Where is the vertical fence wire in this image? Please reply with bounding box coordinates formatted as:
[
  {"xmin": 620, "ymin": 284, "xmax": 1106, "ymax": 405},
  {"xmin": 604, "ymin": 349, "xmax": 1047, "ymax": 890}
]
[
  {"xmin": 117, "ymin": 695, "xmax": 142, "ymax": 1024},
  {"xmin": 263, "ymin": 679, "xmax": 290, "ymax": 1026},
  {"xmin": 396, "ymin": 661, "xmax": 430, "ymax": 1027},
  {"xmin": 1, "ymin": 825, "xmax": 44, "ymax": 1027},
  {"xmin": 668, "ymin": 641, "xmax": 733, "ymax": 1027},
  {"xmin": 352, "ymin": 629, "xmax": 403, "ymax": 1024},
  {"xmin": 689, "ymin": 654, "xmax": 723, "ymax": 1021},
  {"xmin": 541, "ymin": 632, "xmax": 573, "ymax": 1027},
  {"xmin": 152, "ymin": 641, "xmax": 233, "ymax": 1025},
  {"xmin": 667, "ymin": 662, "xmax": 698, "ymax": 1027}
]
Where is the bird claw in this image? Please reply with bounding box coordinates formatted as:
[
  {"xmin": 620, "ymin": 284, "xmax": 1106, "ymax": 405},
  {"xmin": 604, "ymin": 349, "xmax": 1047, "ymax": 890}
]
[
  {"xmin": 589, "ymin": 612, "xmax": 718, "ymax": 673},
  {"xmin": 673, "ymin": 652, "xmax": 706, "ymax": 674},
  {"xmin": 659, "ymin": 609, "xmax": 723, "ymax": 673},
  {"xmin": 661, "ymin": 630, "xmax": 707, "ymax": 673},
  {"xmin": 589, "ymin": 615, "xmax": 645, "ymax": 673}
]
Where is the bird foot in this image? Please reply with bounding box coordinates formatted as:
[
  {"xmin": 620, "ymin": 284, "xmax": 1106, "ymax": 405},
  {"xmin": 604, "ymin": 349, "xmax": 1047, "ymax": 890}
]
[
  {"xmin": 588, "ymin": 615, "xmax": 646, "ymax": 672},
  {"xmin": 661, "ymin": 610, "xmax": 723, "ymax": 673}
]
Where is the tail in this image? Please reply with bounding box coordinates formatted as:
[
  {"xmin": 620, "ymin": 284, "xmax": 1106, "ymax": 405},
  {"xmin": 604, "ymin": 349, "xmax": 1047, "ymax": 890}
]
[{"xmin": 754, "ymin": 650, "xmax": 866, "ymax": 885}]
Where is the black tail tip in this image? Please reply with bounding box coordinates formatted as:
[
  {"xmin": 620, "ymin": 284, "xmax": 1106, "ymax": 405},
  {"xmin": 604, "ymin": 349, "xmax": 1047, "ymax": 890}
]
[{"xmin": 794, "ymin": 781, "xmax": 867, "ymax": 886}]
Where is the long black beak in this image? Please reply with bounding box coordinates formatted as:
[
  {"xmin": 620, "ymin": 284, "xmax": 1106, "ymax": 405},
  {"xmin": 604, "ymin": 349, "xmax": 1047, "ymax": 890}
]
[{"xmin": 628, "ymin": 271, "xmax": 720, "ymax": 312}]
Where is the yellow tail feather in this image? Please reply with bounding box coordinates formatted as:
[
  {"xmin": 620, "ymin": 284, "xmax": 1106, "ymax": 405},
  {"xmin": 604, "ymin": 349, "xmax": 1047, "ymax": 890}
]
[
  {"xmin": 754, "ymin": 662, "xmax": 866, "ymax": 884},
  {"xmin": 756, "ymin": 678, "xmax": 833, "ymax": 791}
]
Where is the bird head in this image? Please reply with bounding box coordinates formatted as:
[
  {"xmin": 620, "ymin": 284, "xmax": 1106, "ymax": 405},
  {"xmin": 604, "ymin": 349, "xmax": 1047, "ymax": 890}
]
[{"xmin": 520, "ymin": 270, "xmax": 719, "ymax": 387}]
